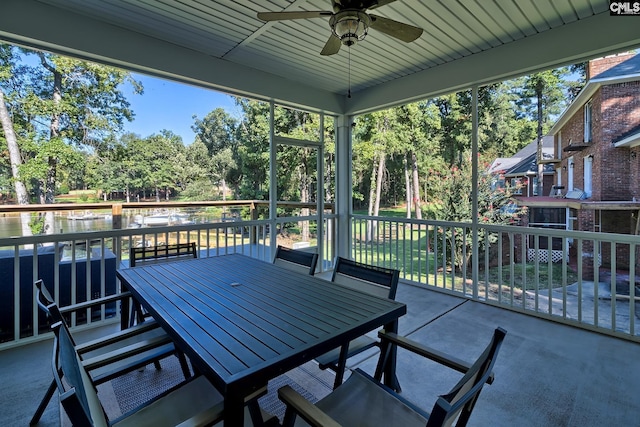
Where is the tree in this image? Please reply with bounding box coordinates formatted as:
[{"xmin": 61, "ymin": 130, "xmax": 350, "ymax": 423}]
[
  {"xmin": 175, "ymin": 140, "xmax": 216, "ymax": 200},
  {"xmin": 0, "ymin": 44, "xmax": 31, "ymax": 236},
  {"xmin": 139, "ymin": 131, "xmax": 182, "ymax": 201},
  {"xmin": 478, "ymin": 81, "xmax": 536, "ymax": 159},
  {"xmin": 429, "ymin": 155, "xmax": 525, "ymax": 271},
  {"xmin": 435, "ymin": 92, "xmax": 473, "ymax": 166},
  {"xmin": 516, "ymin": 68, "xmax": 571, "ymax": 195},
  {"xmin": 395, "ymin": 102, "xmax": 442, "ymax": 219},
  {"xmin": 192, "ymin": 108, "xmax": 239, "ymax": 199},
  {"xmin": 0, "ymin": 44, "xmax": 142, "ymax": 232},
  {"xmin": 234, "ymin": 99, "xmax": 271, "ymax": 199},
  {"xmin": 354, "ymin": 110, "xmax": 399, "ymax": 240}
]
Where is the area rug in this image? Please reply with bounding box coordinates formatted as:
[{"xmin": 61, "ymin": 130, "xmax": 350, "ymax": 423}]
[{"xmin": 81, "ymin": 356, "xmax": 334, "ymax": 424}]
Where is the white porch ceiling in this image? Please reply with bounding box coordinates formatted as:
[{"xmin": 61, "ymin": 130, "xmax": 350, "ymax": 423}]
[{"xmin": 1, "ymin": 0, "xmax": 640, "ymax": 116}]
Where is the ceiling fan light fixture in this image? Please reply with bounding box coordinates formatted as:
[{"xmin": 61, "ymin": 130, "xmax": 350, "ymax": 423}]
[{"xmin": 330, "ymin": 10, "xmax": 371, "ymax": 46}]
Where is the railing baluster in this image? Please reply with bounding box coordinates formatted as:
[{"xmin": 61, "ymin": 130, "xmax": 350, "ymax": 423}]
[
  {"xmin": 610, "ymin": 241, "xmax": 617, "ymax": 332},
  {"xmin": 629, "ymin": 244, "xmax": 636, "ymax": 336},
  {"xmin": 548, "ymin": 235, "xmax": 553, "ymax": 315},
  {"xmin": 593, "ymin": 238, "xmax": 600, "ymax": 328},
  {"xmin": 577, "ymin": 239, "xmax": 583, "ymax": 323}
]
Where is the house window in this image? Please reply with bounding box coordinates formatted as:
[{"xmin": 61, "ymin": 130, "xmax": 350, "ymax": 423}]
[
  {"xmin": 584, "ymin": 101, "xmax": 592, "ymax": 142},
  {"xmin": 510, "ymin": 178, "xmax": 522, "ymax": 195},
  {"xmin": 584, "ymin": 155, "xmax": 593, "ymax": 198},
  {"xmin": 556, "ymin": 131, "xmax": 562, "ymax": 159},
  {"xmin": 532, "ymin": 177, "xmax": 539, "ymax": 196}
]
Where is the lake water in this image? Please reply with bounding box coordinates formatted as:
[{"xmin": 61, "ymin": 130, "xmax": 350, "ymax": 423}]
[
  {"xmin": 0, "ymin": 211, "xmax": 199, "ymax": 239},
  {"xmin": 0, "ymin": 214, "xmax": 115, "ymax": 238}
]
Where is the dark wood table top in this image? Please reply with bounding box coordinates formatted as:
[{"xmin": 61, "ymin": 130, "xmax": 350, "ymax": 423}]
[{"xmin": 117, "ymin": 253, "xmax": 406, "ymax": 425}]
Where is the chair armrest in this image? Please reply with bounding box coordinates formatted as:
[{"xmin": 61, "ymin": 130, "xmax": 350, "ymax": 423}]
[
  {"xmin": 278, "ymin": 385, "xmax": 341, "ymax": 427},
  {"xmin": 75, "ymin": 319, "xmax": 161, "ymax": 353},
  {"xmin": 379, "ymin": 331, "xmax": 494, "ymax": 384},
  {"xmin": 82, "ymin": 334, "xmax": 174, "ymax": 371},
  {"xmin": 174, "ymin": 398, "xmax": 224, "ymax": 427},
  {"xmin": 58, "ymin": 291, "xmax": 133, "ymax": 314}
]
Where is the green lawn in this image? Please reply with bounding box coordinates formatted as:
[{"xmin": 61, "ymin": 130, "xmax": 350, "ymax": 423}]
[{"xmin": 350, "ymin": 209, "xmax": 577, "ymax": 291}]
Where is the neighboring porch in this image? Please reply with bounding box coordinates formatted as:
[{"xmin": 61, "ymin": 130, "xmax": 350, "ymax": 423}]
[{"xmin": 4, "ymin": 279, "xmax": 639, "ymax": 426}]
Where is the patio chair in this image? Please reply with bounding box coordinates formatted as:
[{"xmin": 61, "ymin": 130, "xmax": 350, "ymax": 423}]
[
  {"xmin": 51, "ymin": 318, "xmax": 277, "ymax": 427},
  {"xmin": 278, "ymin": 327, "xmax": 507, "ymax": 427},
  {"xmin": 129, "ymin": 242, "xmax": 198, "ymax": 325},
  {"xmin": 273, "ymin": 245, "xmax": 319, "ymax": 275},
  {"xmin": 314, "ymin": 257, "xmax": 399, "ymax": 388},
  {"xmin": 30, "ymin": 280, "xmax": 190, "ymax": 426},
  {"xmin": 129, "ymin": 241, "xmax": 198, "ymax": 267}
]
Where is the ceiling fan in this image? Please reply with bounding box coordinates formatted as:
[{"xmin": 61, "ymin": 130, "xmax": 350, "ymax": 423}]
[{"xmin": 257, "ymin": 0, "xmax": 423, "ymax": 56}]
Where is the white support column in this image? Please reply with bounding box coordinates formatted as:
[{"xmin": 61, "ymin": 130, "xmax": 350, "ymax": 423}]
[
  {"xmin": 317, "ymin": 113, "xmax": 325, "ymax": 271},
  {"xmin": 335, "ymin": 114, "xmax": 353, "ymax": 259},
  {"xmin": 471, "ymin": 86, "xmax": 479, "ymax": 299},
  {"xmin": 269, "ymin": 101, "xmax": 277, "ymax": 256}
]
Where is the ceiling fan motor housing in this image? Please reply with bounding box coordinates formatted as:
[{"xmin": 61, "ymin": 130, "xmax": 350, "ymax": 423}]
[{"xmin": 330, "ymin": 10, "xmax": 371, "ymax": 46}]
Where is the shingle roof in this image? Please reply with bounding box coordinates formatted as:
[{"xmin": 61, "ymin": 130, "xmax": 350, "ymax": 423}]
[
  {"xmin": 592, "ymin": 53, "xmax": 640, "ymax": 80},
  {"xmin": 488, "ymin": 136, "xmax": 555, "ymax": 175}
]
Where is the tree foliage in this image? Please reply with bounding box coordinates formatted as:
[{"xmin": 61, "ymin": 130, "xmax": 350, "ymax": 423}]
[{"xmin": 429, "ymin": 156, "xmax": 526, "ymax": 270}]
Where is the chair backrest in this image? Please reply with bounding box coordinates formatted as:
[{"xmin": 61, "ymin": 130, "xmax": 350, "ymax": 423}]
[
  {"xmin": 35, "ymin": 279, "xmax": 66, "ymax": 328},
  {"xmin": 331, "ymin": 257, "xmax": 400, "ymax": 300},
  {"xmin": 273, "ymin": 245, "xmax": 319, "ymax": 275},
  {"xmin": 130, "ymin": 242, "xmax": 197, "ymax": 267},
  {"xmin": 426, "ymin": 327, "xmax": 507, "ymax": 427},
  {"xmin": 51, "ymin": 320, "xmax": 109, "ymax": 427}
]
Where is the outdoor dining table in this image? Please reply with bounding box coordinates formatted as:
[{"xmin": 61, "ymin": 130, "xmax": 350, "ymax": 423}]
[{"xmin": 116, "ymin": 253, "xmax": 407, "ymax": 426}]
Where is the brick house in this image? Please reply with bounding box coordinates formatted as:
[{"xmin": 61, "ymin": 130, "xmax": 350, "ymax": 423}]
[{"xmin": 515, "ymin": 52, "xmax": 640, "ymax": 275}]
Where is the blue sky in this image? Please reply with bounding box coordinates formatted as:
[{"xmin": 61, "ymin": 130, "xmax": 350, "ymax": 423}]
[{"xmin": 122, "ymin": 73, "xmax": 239, "ymax": 144}]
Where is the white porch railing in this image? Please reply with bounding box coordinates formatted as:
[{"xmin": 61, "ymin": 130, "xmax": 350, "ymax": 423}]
[
  {"xmin": 351, "ymin": 215, "xmax": 640, "ymax": 342},
  {"xmin": 3, "ymin": 209, "xmax": 638, "ymax": 349}
]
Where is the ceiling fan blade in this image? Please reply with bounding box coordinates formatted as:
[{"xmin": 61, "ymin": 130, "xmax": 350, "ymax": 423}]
[
  {"xmin": 333, "ymin": 0, "xmax": 396, "ymax": 9},
  {"xmin": 369, "ymin": 15, "xmax": 423, "ymax": 42},
  {"xmin": 367, "ymin": 0, "xmax": 399, "ymax": 10},
  {"xmin": 257, "ymin": 11, "xmax": 332, "ymax": 21},
  {"xmin": 320, "ymin": 34, "xmax": 342, "ymax": 56}
]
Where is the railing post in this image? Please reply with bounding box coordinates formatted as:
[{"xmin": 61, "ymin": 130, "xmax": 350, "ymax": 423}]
[
  {"xmin": 112, "ymin": 204, "xmax": 122, "ymax": 230},
  {"xmin": 111, "ymin": 204, "xmax": 124, "ymax": 296},
  {"xmin": 250, "ymin": 202, "xmax": 258, "ymax": 245}
]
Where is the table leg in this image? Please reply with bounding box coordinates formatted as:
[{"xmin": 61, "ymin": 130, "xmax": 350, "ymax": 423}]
[
  {"xmin": 224, "ymin": 396, "xmax": 244, "ymax": 426},
  {"xmin": 248, "ymin": 400, "xmax": 265, "ymax": 427},
  {"xmin": 333, "ymin": 344, "xmax": 350, "ymax": 389},
  {"xmin": 120, "ymin": 297, "xmax": 130, "ymax": 330},
  {"xmin": 383, "ymin": 319, "xmax": 401, "ymax": 392}
]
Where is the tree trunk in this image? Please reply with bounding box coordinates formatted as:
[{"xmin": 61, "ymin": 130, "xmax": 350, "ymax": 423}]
[
  {"xmin": 221, "ymin": 178, "xmax": 227, "ymax": 201},
  {"xmin": 411, "ymin": 151, "xmax": 422, "ymax": 220},
  {"xmin": 0, "ymin": 88, "xmax": 32, "ymax": 238},
  {"xmin": 366, "ymin": 156, "xmax": 377, "ymax": 242},
  {"xmin": 374, "ymin": 153, "xmax": 384, "ymax": 216},
  {"xmin": 372, "ymin": 153, "xmax": 385, "ymax": 240},
  {"xmin": 155, "ymin": 185, "xmax": 160, "ymax": 202},
  {"xmin": 301, "ymin": 180, "xmax": 310, "ymax": 242},
  {"xmin": 403, "ymin": 154, "xmax": 412, "ymax": 219}
]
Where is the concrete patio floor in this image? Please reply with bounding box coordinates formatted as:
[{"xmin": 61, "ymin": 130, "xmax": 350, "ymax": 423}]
[{"xmin": 2, "ymin": 280, "xmax": 640, "ymax": 426}]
